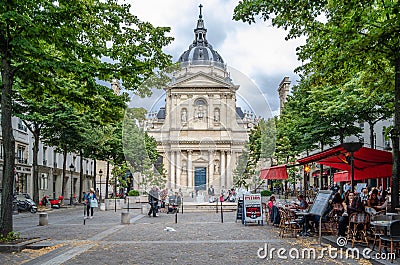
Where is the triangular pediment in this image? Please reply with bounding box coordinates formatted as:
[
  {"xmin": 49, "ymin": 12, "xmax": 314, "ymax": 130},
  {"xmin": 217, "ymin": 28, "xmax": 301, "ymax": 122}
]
[
  {"xmin": 171, "ymin": 71, "xmax": 234, "ymax": 88},
  {"xmin": 193, "ymin": 157, "xmax": 208, "ymax": 163}
]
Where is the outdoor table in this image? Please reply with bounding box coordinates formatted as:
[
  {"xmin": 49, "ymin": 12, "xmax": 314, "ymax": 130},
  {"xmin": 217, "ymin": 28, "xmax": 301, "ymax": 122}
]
[
  {"xmin": 385, "ymin": 213, "xmax": 397, "ymax": 216},
  {"xmin": 370, "ymin": 220, "xmax": 395, "ymax": 236},
  {"xmin": 293, "ymin": 211, "xmax": 312, "ymax": 236}
]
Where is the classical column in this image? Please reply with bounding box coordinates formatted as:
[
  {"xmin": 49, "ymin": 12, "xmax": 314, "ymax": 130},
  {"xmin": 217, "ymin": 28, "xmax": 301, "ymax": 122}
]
[
  {"xmin": 170, "ymin": 151, "xmax": 175, "ymax": 189},
  {"xmin": 176, "ymin": 151, "xmax": 181, "ymax": 189},
  {"xmin": 220, "ymin": 150, "xmax": 226, "ymax": 189},
  {"xmin": 208, "ymin": 150, "xmax": 214, "ymax": 187},
  {"xmin": 187, "ymin": 150, "xmax": 193, "ymax": 190},
  {"xmin": 226, "ymin": 151, "xmax": 232, "ymax": 188}
]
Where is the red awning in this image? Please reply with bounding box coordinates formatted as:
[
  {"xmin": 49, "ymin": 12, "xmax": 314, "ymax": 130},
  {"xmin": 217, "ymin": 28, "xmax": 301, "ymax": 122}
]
[
  {"xmin": 260, "ymin": 165, "xmax": 288, "ymax": 180},
  {"xmin": 298, "ymin": 144, "xmax": 392, "ymax": 180},
  {"xmin": 334, "ymin": 171, "xmax": 350, "ymax": 182}
]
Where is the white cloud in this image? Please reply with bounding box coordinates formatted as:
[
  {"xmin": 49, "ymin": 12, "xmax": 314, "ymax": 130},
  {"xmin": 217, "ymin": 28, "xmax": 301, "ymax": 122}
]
[{"xmin": 127, "ymin": 0, "xmax": 305, "ymax": 114}]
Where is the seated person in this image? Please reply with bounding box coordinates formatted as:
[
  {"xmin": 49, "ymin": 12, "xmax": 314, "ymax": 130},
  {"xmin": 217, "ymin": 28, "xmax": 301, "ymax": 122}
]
[
  {"xmin": 360, "ymin": 188, "xmax": 369, "ymax": 205},
  {"xmin": 267, "ymin": 196, "xmax": 280, "ymax": 225},
  {"xmin": 295, "ymin": 194, "xmax": 309, "ymax": 210},
  {"xmin": 338, "ymin": 192, "xmax": 364, "ymax": 237},
  {"xmin": 376, "ymin": 190, "xmax": 389, "ymax": 210},
  {"xmin": 367, "ymin": 189, "xmax": 380, "ymax": 210},
  {"xmin": 296, "ymin": 194, "xmax": 310, "ymax": 235},
  {"xmin": 330, "ymin": 192, "xmax": 344, "ymax": 215}
]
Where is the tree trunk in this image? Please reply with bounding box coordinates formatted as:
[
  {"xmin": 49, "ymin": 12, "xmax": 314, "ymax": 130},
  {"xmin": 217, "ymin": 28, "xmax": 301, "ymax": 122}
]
[
  {"xmin": 61, "ymin": 148, "xmax": 67, "ymax": 198},
  {"xmin": 32, "ymin": 125, "xmax": 40, "ymax": 204},
  {"xmin": 369, "ymin": 121, "xmax": 375, "ymax": 149},
  {"xmin": 391, "ymin": 56, "xmax": 400, "ymax": 211},
  {"xmin": 0, "ymin": 58, "xmax": 15, "ymax": 237},
  {"xmin": 79, "ymin": 150, "xmax": 83, "ymax": 202},
  {"xmin": 320, "ymin": 141, "xmax": 324, "ymax": 189},
  {"xmin": 105, "ymin": 160, "xmax": 110, "ymax": 199},
  {"xmin": 93, "ymin": 159, "xmax": 97, "ymax": 191}
]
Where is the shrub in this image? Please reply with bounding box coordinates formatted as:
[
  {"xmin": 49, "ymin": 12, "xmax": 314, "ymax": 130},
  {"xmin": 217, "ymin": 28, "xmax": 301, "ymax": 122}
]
[
  {"xmin": 0, "ymin": 231, "xmax": 20, "ymax": 242},
  {"xmin": 128, "ymin": 190, "xmax": 140, "ymax": 196},
  {"xmin": 260, "ymin": 190, "xmax": 271, "ymax": 196}
]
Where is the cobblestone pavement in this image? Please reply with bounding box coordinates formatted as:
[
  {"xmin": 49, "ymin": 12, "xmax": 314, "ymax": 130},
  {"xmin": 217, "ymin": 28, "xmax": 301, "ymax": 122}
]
[{"xmin": 0, "ymin": 205, "xmax": 388, "ymax": 265}]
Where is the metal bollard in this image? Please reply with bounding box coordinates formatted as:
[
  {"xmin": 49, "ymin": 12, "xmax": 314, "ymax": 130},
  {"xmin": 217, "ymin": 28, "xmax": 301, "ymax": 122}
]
[
  {"xmin": 39, "ymin": 212, "xmax": 48, "ymax": 226},
  {"xmin": 121, "ymin": 212, "xmax": 130, "ymax": 224},
  {"xmin": 220, "ymin": 201, "xmax": 223, "ymax": 223},
  {"xmin": 141, "ymin": 204, "xmax": 148, "ymax": 214}
]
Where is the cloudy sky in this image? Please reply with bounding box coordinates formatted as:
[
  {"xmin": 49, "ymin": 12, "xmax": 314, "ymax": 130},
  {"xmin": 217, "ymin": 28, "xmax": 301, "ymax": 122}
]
[{"xmin": 128, "ymin": 0, "xmax": 305, "ymax": 117}]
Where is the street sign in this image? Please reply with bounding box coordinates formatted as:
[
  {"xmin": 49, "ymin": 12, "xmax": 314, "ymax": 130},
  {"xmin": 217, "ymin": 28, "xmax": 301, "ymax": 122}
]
[{"xmin": 243, "ymin": 194, "xmax": 263, "ymax": 225}]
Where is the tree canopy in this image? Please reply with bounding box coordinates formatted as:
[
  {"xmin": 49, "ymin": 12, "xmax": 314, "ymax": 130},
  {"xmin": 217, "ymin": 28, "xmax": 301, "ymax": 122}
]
[
  {"xmin": 234, "ymin": 0, "xmax": 400, "ymax": 209},
  {"xmin": 0, "ymin": 0, "xmax": 173, "ymax": 236}
]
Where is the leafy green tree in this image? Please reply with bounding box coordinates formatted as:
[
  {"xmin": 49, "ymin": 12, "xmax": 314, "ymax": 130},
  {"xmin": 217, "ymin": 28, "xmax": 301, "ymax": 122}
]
[
  {"xmin": 123, "ymin": 108, "xmax": 166, "ymax": 192},
  {"xmin": 234, "ymin": 1, "xmax": 400, "ymax": 209},
  {"xmin": 233, "ymin": 149, "xmax": 251, "ymax": 189},
  {"xmin": 0, "ymin": 0, "xmax": 173, "ymax": 236}
]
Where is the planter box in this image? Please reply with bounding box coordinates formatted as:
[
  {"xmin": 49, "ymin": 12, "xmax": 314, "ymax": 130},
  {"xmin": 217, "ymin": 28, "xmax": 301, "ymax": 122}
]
[
  {"xmin": 104, "ymin": 199, "xmax": 124, "ymax": 210},
  {"xmin": 125, "ymin": 196, "xmax": 141, "ymax": 204}
]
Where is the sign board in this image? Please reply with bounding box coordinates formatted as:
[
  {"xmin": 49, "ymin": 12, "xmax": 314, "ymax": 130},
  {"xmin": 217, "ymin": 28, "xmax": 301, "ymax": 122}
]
[
  {"xmin": 236, "ymin": 199, "xmax": 244, "ymax": 223},
  {"xmin": 309, "ymin": 190, "xmax": 332, "ymax": 216},
  {"xmin": 243, "ymin": 194, "xmax": 263, "ymax": 224},
  {"xmin": 356, "ymin": 183, "xmax": 367, "ymax": 194}
]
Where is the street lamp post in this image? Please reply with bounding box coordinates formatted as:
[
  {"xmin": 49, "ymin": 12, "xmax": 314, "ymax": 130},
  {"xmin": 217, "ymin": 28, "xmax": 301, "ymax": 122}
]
[
  {"xmin": 69, "ymin": 163, "xmax": 74, "ymax": 206},
  {"xmin": 304, "ymin": 164, "xmax": 311, "ymax": 197},
  {"xmin": 342, "ymin": 142, "xmax": 362, "ymax": 192},
  {"xmin": 99, "ymin": 169, "xmax": 103, "ymax": 203}
]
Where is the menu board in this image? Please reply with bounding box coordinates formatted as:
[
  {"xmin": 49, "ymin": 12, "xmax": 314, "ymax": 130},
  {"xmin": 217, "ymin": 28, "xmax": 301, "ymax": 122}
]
[
  {"xmin": 309, "ymin": 190, "xmax": 332, "ymax": 216},
  {"xmin": 236, "ymin": 199, "xmax": 243, "ymax": 223},
  {"xmin": 243, "ymin": 194, "xmax": 263, "ymax": 225}
]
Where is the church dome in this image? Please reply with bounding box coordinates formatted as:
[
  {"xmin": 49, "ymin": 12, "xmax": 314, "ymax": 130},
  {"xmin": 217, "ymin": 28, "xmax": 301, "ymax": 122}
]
[{"xmin": 178, "ymin": 5, "xmax": 225, "ymax": 69}]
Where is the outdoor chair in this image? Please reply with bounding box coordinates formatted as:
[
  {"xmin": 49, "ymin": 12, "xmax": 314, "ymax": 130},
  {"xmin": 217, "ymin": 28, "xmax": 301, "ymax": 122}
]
[
  {"xmin": 262, "ymin": 203, "xmax": 270, "ymax": 225},
  {"xmin": 320, "ymin": 210, "xmax": 338, "ymax": 235},
  {"xmin": 347, "ymin": 212, "xmax": 370, "ymax": 247},
  {"xmin": 378, "ymin": 220, "xmax": 400, "ymax": 262},
  {"xmin": 278, "ymin": 208, "xmax": 300, "ymax": 238},
  {"xmin": 369, "ymin": 215, "xmax": 391, "ymax": 251}
]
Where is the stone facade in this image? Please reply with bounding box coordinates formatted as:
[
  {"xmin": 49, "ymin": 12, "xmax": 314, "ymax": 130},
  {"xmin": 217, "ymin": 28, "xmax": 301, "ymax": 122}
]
[{"xmin": 147, "ymin": 8, "xmax": 253, "ymax": 193}]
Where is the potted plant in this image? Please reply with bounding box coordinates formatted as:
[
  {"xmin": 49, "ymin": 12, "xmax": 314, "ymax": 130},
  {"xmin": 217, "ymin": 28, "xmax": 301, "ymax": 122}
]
[{"xmin": 126, "ymin": 190, "xmax": 140, "ymax": 204}]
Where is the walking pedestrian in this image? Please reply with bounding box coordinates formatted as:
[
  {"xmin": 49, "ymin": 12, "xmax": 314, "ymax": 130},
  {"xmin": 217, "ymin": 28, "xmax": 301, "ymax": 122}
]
[
  {"xmin": 208, "ymin": 185, "xmax": 215, "ymax": 203},
  {"xmin": 86, "ymin": 188, "xmax": 98, "ymax": 219},
  {"xmin": 148, "ymin": 186, "xmax": 159, "ymax": 217}
]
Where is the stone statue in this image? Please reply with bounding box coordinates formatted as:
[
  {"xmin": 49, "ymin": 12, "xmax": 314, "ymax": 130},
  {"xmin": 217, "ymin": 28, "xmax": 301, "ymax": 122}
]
[
  {"xmin": 182, "ymin": 161, "xmax": 187, "ymax": 174},
  {"xmin": 214, "ymin": 161, "xmax": 220, "ymax": 174},
  {"xmin": 214, "ymin": 108, "xmax": 220, "ymax": 122},
  {"xmin": 181, "ymin": 109, "xmax": 187, "ymax": 122}
]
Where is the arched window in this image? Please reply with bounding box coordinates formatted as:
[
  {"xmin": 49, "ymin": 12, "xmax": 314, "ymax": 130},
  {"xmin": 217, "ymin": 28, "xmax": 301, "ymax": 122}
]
[
  {"xmin": 195, "ymin": 98, "xmax": 207, "ymax": 106},
  {"xmin": 194, "ymin": 98, "xmax": 207, "ymax": 119}
]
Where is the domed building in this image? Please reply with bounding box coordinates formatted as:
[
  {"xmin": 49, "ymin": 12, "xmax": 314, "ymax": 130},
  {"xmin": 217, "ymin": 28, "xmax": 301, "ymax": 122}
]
[{"xmin": 147, "ymin": 6, "xmax": 254, "ymax": 193}]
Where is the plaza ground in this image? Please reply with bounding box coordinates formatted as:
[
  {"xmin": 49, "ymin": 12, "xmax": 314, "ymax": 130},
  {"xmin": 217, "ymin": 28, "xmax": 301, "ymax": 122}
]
[{"xmin": 0, "ymin": 203, "xmax": 397, "ymax": 265}]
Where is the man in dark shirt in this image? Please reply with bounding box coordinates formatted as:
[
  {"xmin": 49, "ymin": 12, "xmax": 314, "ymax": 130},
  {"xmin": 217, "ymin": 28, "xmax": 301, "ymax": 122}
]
[
  {"xmin": 297, "ymin": 194, "xmax": 309, "ymax": 210},
  {"xmin": 148, "ymin": 187, "xmax": 159, "ymax": 217}
]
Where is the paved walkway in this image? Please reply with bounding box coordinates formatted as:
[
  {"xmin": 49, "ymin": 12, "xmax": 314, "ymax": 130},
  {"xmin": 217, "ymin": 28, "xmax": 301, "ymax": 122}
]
[{"xmin": 0, "ymin": 205, "xmax": 396, "ymax": 264}]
